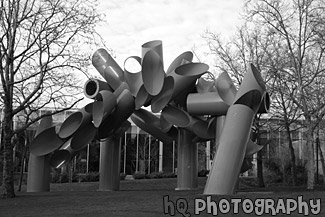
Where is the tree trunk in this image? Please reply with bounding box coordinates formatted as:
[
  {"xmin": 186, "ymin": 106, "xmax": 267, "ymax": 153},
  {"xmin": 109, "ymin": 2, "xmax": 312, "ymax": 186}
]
[
  {"xmin": 285, "ymin": 125, "xmax": 297, "ymax": 186},
  {"xmin": 1, "ymin": 113, "xmax": 15, "ymax": 198},
  {"xmin": 255, "ymin": 125, "xmax": 265, "ymax": 187},
  {"xmin": 256, "ymin": 150, "xmax": 265, "ymax": 187},
  {"xmin": 18, "ymin": 138, "xmax": 28, "ymax": 192},
  {"xmin": 318, "ymin": 144, "xmax": 325, "ymax": 185},
  {"xmin": 306, "ymin": 129, "xmax": 315, "ymax": 190},
  {"xmin": 288, "ymin": 140, "xmax": 297, "ymax": 186}
]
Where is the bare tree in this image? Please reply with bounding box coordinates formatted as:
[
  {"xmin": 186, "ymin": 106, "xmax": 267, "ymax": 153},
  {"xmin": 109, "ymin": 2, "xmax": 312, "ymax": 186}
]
[
  {"xmin": 0, "ymin": 0, "xmax": 105, "ymax": 198},
  {"xmin": 245, "ymin": 0, "xmax": 325, "ymax": 190},
  {"xmin": 203, "ymin": 24, "xmax": 276, "ymax": 187}
]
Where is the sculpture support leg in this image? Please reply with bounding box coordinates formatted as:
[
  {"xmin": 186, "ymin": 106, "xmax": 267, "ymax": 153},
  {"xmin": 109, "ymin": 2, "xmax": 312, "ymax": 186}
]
[
  {"xmin": 27, "ymin": 154, "xmax": 51, "ymax": 192},
  {"xmin": 204, "ymin": 105, "xmax": 254, "ymax": 195},
  {"xmin": 215, "ymin": 115, "xmax": 226, "ymax": 153},
  {"xmin": 176, "ymin": 128, "xmax": 198, "ymax": 190},
  {"xmin": 99, "ymin": 136, "xmax": 121, "ymax": 191}
]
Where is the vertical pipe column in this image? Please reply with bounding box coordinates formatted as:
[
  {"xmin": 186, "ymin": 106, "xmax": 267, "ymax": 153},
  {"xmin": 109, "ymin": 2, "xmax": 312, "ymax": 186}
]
[
  {"xmin": 148, "ymin": 135, "xmax": 151, "ymax": 174},
  {"xmin": 215, "ymin": 115, "xmax": 226, "ymax": 153},
  {"xmin": 176, "ymin": 128, "xmax": 198, "ymax": 190},
  {"xmin": 172, "ymin": 141, "xmax": 175, "ymax": 173},
  {"xmin": 27, "ymin": 116, "xmax": 52, "ymax": 192},
  {"xmin": 159, "ymin": 141, "xmax": 163, "ymax": 172},
  {"xmin": 123, "ymin": 132, "xmax": 127, "ymax": 174},
  {"xmin": 99, "ymin": 136, "xmax": 121, "ymax": 191},
  {"xmin": 27, "ymin": 154, "xmax": 51, "ymax": 192},
  {"xmin": 206, "ymin": 141, "xmax": 211, "ymax": 170}
]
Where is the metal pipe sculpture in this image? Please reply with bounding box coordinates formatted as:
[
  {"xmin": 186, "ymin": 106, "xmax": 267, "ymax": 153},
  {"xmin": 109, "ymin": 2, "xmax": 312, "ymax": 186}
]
[{"xmin": 28, "ymin": 39, "xmax": 269, "ymax": 195}]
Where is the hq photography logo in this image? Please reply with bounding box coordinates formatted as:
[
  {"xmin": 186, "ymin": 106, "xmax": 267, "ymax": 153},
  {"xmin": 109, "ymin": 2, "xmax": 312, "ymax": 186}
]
[{"xmin": 163, "ymin": 195, "xmax": 321, "ymax": 216}]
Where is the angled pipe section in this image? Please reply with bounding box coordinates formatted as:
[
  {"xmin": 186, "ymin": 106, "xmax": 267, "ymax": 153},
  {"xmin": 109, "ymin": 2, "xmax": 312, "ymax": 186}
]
[
  {"xmin": 131, "ymin": 109, "xmax": 174, "ymax": 144},
  {"xmin": 92, "ymin": 90, "xmax": 117, "ymax": 127},
  {"xmin": 141, "ymin": 49, "xmax": 165, "ymax": 96},
  {"xmin": 134, "ymin": 84, "xmax": 152, "ymax": 109},
  {"xmin": 50, "ymin": 138, "xmax": 74, "ymax": 168},
  {"xmin": 161, "ymin": 105, "xmax": 214, "ymax": 139},
  {"xmin": 215, "ymin": 71, "xmax": 237, "ymax": 105},
  {"xmin": 29, "ymin": 126, "xmax": 65, "ymax": 156},
  {"xmin": 97, "ymin": 89, "xmax": 135, "ymax": 139},
  {"xmin": 114, "ymin": 120, "xmax": 131, "ymax": 137},
  {"xmin": 150, "ymin": 54, "xmax": 192, "ymax": 112},
  {"xmin": 70, "ymin": 122, "xmax": 97, "ymax": 151},
  {"xmin": 92, "ymin": 48, "xmax": 125, "ymax": 90},
  {"xmin": 159, "ymin": 113, "xmax": 173, "ymax": 133},
  {"xmin": 175, "ymin": 62, "xmax": 209, "ymax": 77},
  {"xmin": 245, "ymin": 139, "xmax": 264, "ymax": 157},
  {"xmin": 170, "ymin": 62, "xmax": 208, "ymax": 99},
  {"xmin": 58, "ymin": 103, "xmax": 93, "ymax": 139},
  {"xmin": 151, "ymin": 76, "xmax": 174, "ymax": 113},
  {"xmin": 233, "ymin": 64, "xmax": 266, "ymax": 106},
  {"xmin": 84, "ymin": 79, "xmax": 113, "ymax": 99},
  {"xmin": 204, "ymin": 104, "xmax": 257, "ymax": 195},
  {"xmin": 142, "ymin": 40, "xmax": 163, "ymax": 63},
  {"xmin": 150, "ymin": 52, "xmax": 196, "ymax": 112},
  {"xmin": 169, "ymin": 62, "xmax": 209, "ymax": 107},
  {"xmin": 161, "ymin": 105, "xmax": 191, "ymax": 128},
  {"xmin": 204, "ymin": 64, "xmax": 265, "ymax": 195},
  {"xmin": 186, "ymin": 91, "xmax": 229, "ymax": 116},
  {"xmin": 124, "ymin": 56, "xmax": 143, "ymax": 97},
  {"xmin": 166, "ymin": 51, "xmax": 193, "ymax": 74},
  {"xmin": 189, "ymin": 117, "xmax": 215, "ymax": 140},
  {"xmin": 50, "ymin": 122, "xmax": 97, "ymax": 168}
]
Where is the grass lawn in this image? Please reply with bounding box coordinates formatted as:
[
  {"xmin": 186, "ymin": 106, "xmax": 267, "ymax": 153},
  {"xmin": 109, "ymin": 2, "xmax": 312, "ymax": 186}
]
[{"xmin": 1, "ymin": 177, "xmax": 325, "ymax": 217}]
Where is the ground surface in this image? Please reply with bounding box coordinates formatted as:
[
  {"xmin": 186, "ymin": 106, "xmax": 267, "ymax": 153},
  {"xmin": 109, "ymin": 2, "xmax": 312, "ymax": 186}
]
[{"xmin": 1, "ymin": 177, "xmax": 324, "ymax": 217}]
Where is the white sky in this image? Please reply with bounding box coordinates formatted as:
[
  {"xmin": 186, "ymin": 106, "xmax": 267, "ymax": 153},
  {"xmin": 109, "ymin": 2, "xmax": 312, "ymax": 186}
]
[
  {"xmin": 95, "ymin": 0, "xmax": 244, "ymax": 71},
  {"xmin": 80, "ymin": 0, "xmax": 244, "ymax": 106}
]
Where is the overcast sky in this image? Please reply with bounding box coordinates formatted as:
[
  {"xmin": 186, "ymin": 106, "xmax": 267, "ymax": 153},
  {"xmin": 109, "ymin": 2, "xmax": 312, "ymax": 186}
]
[{"xmin": 94, "ymin": 0, "xmax": 244, "ymax": 71}]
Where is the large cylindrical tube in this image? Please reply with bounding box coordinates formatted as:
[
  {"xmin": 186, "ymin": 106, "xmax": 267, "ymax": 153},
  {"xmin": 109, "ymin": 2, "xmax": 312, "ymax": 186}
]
[
  {"xmin": 83, "ymin": 79, "xmax": 113, "ymax": 99},
  {"xmin": 186, "ymin": 92, "xmax": 229, "ymax": 116},
  {"xmin": 204, "ymin": 104, "xmax": 258, "ymax": 195},
  {"xmin": 58, "ymin": 103, "xmax": 93, "ymax": 139},
  {"xmin": 176, "ymin": 128, "xmax": 198, "ymax": 190},
  {"xmin": 141, "ymin": 40, "xmax": 163, "ymax": 63},
  {"xmin": 131, "ymin": 109, "xmax": 174, "ymax": 144},
  {"xmin": 27, "ymin": 116, "xmax": 53, "ymax": 192},
  {"xmin": 29, "ymin": 126, "xmax": 64, "ymax": 156},
  {"xmin": 215, "ymin": 71, "xmax": 237, "ymax": 105},
  {"xmin": 99, "ymin": 136, "xmax": 121, "ymax": 191},
  {"xmin": 123, "ymin": 56, "xmax": 143, "ymax": 97},
  {"xmin": 97, "ymin": 89, "xmax": 135, "ymax": 139},
  {"xmin": 92, "ymin": 48, "xmax": 125, "ymax": 90},
  {"xmin": 161, "ymin": 106, "xmax": 191, "ymax": 128},
  {"xmin": 150, "ymin": 51, "xmax": 193, "ymax": 112},
  {"xmin": 233, "ymin": 64, "xmax": 266, "ymax": 107},
  {"xmin": 51, "ymin": 123, "xmax": 97, "ymax": 168},
  {"xmin": 141, "ymin": 49, "xmax": 165, "ymax": 96},
  {"xmin": 92, "ymin": 90, "xmax": 117, "ymax": 127}
]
